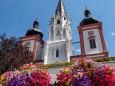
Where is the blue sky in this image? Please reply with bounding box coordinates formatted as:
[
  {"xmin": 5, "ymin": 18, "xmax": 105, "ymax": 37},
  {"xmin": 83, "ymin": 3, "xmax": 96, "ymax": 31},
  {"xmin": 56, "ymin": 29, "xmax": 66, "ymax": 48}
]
[{"xmin": 0, "ymin": 0, "xmax": 115, "ymax": 56}]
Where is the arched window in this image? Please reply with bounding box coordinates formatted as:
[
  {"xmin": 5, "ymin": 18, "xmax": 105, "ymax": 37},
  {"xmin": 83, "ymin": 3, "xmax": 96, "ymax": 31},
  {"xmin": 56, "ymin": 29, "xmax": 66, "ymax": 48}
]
[
  {"xmin": 57, "ymin": 20, "xmax": 60, "ymax": 24},
  {"xmin": 88, "ymin": 34, "xmax": 96, "ymax": 49},
  {"xmin": 56, "ymin": 31, "xmax": 60, "ymax": 36},
  {"xmin": 64, "ymin": 17, "xmax": 66, "ymax": 20},
  {"xmin": 56, "ymin": 49, "xmax": 59, "ymax": 57}
]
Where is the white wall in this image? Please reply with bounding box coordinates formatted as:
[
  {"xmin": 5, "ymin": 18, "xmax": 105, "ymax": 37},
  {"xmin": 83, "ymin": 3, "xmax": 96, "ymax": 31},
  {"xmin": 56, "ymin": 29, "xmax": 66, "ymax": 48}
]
[
  {"xmin": 47, "ymin": 57, "xmax": 67, "ymax": 64},
  {"xmin": 83, "ymin": 29, "xmax": 103, "ymax": 55},
  {"xmin": 37, "ymin": 42, "xmax": 43, "ymax": 60}
]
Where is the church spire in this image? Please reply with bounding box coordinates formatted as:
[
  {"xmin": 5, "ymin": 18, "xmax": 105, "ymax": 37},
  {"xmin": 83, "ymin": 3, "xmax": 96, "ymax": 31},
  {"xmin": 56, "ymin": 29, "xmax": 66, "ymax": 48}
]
[{"xmin": 55, "ymin": 0, "xmax": 67, "ymax": 16}]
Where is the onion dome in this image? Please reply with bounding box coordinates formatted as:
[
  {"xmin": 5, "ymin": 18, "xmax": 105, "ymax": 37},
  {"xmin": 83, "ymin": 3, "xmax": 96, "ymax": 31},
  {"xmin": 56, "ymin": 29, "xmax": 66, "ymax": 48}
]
[
  {"xmin": 80, "ymin": 7, "xmax": 99, "ymax": 26},
  {"xmin": 26, "ymin": 19, "xmax": 43, "ymax": 38}
]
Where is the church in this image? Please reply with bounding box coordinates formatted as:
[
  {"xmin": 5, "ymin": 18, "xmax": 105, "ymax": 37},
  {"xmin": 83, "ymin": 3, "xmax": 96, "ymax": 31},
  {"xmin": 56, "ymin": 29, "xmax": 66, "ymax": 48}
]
[{"xmin": 20, "ymin": 0, "xmax": 109, "ymax": 64}]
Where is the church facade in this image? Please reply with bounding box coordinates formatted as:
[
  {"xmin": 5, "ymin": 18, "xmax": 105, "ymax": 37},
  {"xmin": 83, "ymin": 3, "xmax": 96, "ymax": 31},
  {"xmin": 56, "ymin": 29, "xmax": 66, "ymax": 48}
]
[{"xmin": 20, "ymin": 0, "xmax": 108, "ymax": 64}]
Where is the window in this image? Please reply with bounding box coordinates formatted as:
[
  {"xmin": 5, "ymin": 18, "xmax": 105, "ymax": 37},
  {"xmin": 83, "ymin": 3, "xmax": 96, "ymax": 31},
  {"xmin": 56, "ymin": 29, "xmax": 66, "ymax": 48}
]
[
  {"xmin": 56, "ymin": 49, "xmax": 59, "ymax": 57},
  {"xmin": 88, "ymin": 31, "xmax": 94, "ymax": 36},
  {"xmin": 57, "ymin": 20, "xmax": 60, "ymax": 24},
  {"xmin": 56, "ymin": 31, "xmax": 60, "ymax": 36},
  {"xmin": 64, "ymin": 17, "xmax": 66, "ymax": 20},
  {"xmin": 89, "ymin": 39, "xmax": 96, "ymax": 49}
]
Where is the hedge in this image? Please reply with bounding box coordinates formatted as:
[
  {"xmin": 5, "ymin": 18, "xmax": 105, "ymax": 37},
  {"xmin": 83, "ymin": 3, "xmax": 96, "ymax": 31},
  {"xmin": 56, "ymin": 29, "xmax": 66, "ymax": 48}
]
[
  {"xmin": 36, "ymin": 61, "xmax": 74, "ymax": 68},
  {"xmin": 94, "ymin": 57, "xmax": 115, "ymax": 62}
]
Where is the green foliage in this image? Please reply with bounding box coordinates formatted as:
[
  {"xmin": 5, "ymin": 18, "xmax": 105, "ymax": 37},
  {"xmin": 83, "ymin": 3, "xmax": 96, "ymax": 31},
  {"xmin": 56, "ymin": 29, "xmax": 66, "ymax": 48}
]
[
  {"xmin": 37, "ymin": 61, "xmax": 74, "ymax": 68},
  {"xmin": 94, "ymin": 57, "xmax": 115, "ymax": 62}
]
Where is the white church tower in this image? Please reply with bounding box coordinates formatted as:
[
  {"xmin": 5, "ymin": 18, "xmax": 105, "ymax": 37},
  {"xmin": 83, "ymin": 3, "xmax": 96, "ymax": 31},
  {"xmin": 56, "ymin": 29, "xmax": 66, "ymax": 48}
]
[{"xmin": 43, "ymin": 0, "xmax": 73, "ymax": 64}]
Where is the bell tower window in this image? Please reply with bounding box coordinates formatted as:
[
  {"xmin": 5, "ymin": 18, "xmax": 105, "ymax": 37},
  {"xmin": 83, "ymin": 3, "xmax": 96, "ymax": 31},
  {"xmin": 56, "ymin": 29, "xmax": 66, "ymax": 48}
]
[
  {"xmin": 89, "ymin": 39, "xmax": 96, "ymax": 49},
  {"xmin": 88, "ymin": 31, "xmax": 96, "ymax": 49},
  {"xmin": 64, "ymin": 17, "xmax": 66, "ymax": 20},
  {"xmin": 56, "ymin": 49, "xmax": 59, "ymax": 57},
  {"xmin": 57, "ymin": 20, "xmax": 60, "ymax": 24}
]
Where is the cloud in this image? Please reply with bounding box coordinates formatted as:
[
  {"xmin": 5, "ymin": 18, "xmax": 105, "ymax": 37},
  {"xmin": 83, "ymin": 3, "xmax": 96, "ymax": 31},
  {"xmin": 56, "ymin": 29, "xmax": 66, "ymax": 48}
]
[
  {"xmin": 76, "ymin": 49, "xmax": 81, "ymax": 52},
  {"xmin": 111, "ymin": 32, "xmax": 115, "ymax": 36}
]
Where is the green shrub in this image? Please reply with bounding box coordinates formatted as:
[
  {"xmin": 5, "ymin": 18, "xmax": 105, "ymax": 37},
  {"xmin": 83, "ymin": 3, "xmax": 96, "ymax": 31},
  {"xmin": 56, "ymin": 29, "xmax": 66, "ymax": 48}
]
[
  {"xmin": 110, "ymin": 57, "xmax": 115, "ymax": 61},
  {"xmin": 36, "ymin": 62, "xmax": 74, "ymax": 68},
  {"xmin": 94, "ymin": 57, "xmax": 115, "ymax": 62}
]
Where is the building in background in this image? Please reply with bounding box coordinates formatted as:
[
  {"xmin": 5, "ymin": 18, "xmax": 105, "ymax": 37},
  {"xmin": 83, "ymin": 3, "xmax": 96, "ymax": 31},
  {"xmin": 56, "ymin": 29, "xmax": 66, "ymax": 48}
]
[
  {"xmin": 20, "ymin": 19, "xmax": 44, "ymax": 62},
  {"xmin": 77, "ymin": 8, "xmax": 109, "ymax": 58}
]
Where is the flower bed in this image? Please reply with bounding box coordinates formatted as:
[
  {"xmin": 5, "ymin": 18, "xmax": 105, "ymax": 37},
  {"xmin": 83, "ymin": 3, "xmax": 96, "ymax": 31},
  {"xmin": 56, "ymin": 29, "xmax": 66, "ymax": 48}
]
[
  {"xmin": 56, "ymin": 58, "xmax": 115, "ymax": 86},
  {"xmin": 0, "ymin": 63, "xmax": 51, "ymax": 86}
]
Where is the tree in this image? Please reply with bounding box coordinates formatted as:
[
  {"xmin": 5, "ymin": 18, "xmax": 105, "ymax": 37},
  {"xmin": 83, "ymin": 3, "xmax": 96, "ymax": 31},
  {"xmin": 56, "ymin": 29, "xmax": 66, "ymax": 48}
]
[{"xmin": 0, "ymin": 34, "xmax": 33, "ymax": 75}]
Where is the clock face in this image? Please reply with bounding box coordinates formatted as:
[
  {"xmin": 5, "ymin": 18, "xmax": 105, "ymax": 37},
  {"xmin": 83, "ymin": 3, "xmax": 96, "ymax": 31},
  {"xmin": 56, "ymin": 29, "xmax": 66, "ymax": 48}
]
[
  {"xmin": 56, "ymin": 31, "xmax": 60, "ymax": 36},
  {"xmin": 56, "ymin": 27, "xmax": 61, "ymax": 40},
  {"xmin": 56, "ymin": 30, "xmax": 61, "ymax": 40}
]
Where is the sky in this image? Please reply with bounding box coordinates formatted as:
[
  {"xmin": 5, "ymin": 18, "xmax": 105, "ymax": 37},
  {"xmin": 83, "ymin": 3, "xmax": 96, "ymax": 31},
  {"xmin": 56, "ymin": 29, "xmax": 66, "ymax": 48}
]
[{"xmin": 0, "ymin": 0, "xmax": 115, "ymax": 56}]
